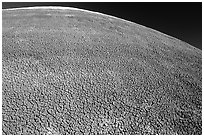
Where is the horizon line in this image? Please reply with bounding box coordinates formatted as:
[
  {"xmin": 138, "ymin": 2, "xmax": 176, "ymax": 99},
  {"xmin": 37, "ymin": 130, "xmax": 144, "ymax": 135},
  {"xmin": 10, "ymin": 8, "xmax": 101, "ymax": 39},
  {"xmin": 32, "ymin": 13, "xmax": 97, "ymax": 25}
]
[{"xmin": 3, "ymin": 6, "xmax": 195, "ymax": 49}]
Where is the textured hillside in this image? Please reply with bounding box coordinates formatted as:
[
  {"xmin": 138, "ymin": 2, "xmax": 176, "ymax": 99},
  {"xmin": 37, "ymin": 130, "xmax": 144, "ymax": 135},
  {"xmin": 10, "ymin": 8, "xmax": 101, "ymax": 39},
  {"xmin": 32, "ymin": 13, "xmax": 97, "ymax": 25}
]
[{"xmin": 2, "ymin": 7, "xmax": 202, "ymax": 135}]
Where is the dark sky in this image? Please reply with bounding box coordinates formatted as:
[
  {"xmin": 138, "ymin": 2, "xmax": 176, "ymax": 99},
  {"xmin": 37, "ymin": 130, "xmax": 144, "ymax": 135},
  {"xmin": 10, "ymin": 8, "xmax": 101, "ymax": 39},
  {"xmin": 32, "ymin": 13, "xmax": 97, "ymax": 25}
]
[{"xmin": 2, "ymin": 2, "xmax": 202, "ymax": 50}]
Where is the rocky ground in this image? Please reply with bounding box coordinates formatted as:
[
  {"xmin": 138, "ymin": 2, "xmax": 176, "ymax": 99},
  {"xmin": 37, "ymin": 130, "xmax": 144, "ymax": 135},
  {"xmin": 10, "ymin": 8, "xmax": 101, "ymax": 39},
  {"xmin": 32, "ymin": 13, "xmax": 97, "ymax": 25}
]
[{"xmin": 2, "ymin": 8, "xmax": 202, "ymax": 135}]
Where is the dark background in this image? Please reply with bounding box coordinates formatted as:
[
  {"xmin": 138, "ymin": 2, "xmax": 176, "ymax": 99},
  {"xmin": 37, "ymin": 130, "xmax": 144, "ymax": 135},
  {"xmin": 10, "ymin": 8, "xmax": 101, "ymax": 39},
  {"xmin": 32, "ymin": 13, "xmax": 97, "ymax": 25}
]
[{"xmin": 2, "ymin": 2, "xmax": 202, "ymax": 50}]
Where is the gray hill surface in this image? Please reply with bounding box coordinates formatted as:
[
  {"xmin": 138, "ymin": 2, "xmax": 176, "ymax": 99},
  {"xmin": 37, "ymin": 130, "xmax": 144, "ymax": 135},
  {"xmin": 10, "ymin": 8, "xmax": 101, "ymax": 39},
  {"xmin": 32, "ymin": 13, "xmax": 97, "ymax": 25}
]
[{"xmin": 2, "ymin": 7, "xmax": 202, "ymax": 135}]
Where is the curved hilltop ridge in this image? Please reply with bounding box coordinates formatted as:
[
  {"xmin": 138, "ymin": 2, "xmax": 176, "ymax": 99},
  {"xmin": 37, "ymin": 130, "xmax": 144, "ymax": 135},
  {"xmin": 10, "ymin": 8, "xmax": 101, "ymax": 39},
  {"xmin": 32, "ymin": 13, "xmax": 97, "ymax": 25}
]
[
  {"xmin": 2, "ymin": 7, "xmax": 202, "ymax": 135},
  {"xmin": 3, "ymin": 6, "xmax": 148, "ymax": 26},
  {"xmin": 3, "ymin": 6, "xmax": 200, "ymax": 52}
]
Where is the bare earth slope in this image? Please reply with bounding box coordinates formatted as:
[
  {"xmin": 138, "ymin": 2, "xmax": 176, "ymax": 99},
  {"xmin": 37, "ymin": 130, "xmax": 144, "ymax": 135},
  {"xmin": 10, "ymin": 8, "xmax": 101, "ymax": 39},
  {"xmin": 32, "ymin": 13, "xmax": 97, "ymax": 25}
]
[{"xmin": 2, "ymin": 7, "xmax": 202, "ymax": 135}]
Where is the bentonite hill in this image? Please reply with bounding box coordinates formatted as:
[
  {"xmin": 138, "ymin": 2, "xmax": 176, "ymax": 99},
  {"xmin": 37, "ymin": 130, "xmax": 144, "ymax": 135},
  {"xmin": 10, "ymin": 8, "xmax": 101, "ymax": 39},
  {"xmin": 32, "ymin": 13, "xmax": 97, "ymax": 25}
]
[{"xmin": 2, "ymin": 7, "xmax": 202, "ymax": 135}]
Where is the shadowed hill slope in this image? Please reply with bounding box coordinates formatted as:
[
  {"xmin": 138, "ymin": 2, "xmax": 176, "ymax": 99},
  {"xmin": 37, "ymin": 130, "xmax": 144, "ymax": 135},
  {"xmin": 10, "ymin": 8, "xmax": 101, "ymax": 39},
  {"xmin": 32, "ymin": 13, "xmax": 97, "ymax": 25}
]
[{"xmin": 2, "ymin": 7, "xmax": 202, "ymax": 135}]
